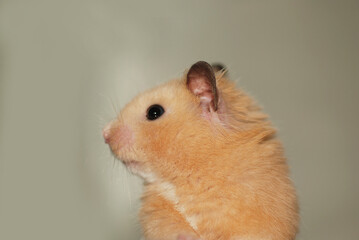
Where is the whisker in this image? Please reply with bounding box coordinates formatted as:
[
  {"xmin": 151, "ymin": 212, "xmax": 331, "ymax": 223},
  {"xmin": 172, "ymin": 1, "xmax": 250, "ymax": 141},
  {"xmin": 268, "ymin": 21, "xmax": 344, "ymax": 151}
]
[
  {"xmin": 118, "ymin": 110, "xmax": 125, "ymax": 123},
  {"xmin": 97, "ymin": 92, "xmax": 116, "ymax": 118},
  {"xmin": 126, "ymin": 166, "xmax": 133, "ymax": 209},
  {"xmin": 109, "ymin": 96, "xmax": 119, "ymax": 116},
  {"xmin": 112, "ymin": 156, "xmax": 117, "ymax": 169}
]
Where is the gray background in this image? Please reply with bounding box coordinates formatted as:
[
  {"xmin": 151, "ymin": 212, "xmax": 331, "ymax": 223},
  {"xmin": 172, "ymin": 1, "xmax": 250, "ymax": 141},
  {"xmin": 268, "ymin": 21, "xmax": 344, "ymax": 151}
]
[{"xmin": 1, "ymin": 0, "xmax": 358, "ymax": 239}]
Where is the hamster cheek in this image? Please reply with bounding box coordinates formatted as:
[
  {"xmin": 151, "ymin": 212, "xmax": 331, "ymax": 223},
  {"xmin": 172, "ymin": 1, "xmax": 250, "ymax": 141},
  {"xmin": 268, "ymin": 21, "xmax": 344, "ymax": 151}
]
[{"xmin": 116, "ymin": 125, "xmax": 134, "ymax": 149}]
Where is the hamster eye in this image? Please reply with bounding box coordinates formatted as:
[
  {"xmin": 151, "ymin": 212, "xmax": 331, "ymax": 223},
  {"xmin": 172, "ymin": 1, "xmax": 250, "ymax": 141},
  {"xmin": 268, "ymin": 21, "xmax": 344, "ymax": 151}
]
[{"xmin": 146, "ymin": 104, "xmax": 165, "ymax": 121}]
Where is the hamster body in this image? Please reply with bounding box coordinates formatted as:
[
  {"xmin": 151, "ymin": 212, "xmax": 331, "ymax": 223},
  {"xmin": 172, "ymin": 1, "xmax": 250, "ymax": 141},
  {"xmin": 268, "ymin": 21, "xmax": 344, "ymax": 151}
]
[{"xmin": 103, "ymin": 61, "xmax": 299, "ymax": 240}]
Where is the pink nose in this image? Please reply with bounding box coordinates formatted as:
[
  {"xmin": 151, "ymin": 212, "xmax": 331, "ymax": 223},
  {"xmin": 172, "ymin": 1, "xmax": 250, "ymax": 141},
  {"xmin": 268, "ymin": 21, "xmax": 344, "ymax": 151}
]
[
  {"xmin": 102, "ymin": 123, "xmax": 112, "ymax": 144},
  {"xmin": 102, "ymin": 122, "xmax": 133, "ymax": 149}
]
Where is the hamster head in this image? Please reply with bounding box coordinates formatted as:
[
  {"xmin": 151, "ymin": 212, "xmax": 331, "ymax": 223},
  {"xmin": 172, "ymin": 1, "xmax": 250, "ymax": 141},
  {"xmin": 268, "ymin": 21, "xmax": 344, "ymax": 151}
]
[{"xmin": 103, "ymin": 61, "xmax": 270, "ymax": 183}]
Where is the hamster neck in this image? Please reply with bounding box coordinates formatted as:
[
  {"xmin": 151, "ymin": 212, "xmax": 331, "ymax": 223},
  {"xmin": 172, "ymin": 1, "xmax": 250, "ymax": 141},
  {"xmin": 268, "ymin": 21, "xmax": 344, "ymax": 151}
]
[{"xmin": 146, "ymin": 170, "xmax": 234, "ymax": 236}]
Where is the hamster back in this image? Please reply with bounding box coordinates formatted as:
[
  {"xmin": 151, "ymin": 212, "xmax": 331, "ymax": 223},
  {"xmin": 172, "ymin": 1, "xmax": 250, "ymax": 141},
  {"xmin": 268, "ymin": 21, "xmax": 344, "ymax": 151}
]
[{"xmin": 103, "ymin": 61, "xmax": 299, "ymax": 240}]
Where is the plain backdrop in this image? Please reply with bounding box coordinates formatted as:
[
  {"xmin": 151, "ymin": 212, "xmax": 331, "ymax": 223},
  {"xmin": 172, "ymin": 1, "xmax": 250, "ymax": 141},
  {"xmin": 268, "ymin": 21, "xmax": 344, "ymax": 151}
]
[{"xmin": 1, "ymin": 0, "xmax": 358, "ymax": 240}]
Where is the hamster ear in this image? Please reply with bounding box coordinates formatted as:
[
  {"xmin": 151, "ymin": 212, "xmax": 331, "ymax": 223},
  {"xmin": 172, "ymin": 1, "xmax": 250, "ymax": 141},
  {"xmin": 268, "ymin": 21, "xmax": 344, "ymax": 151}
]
[{"xmin": 186, "ymin": 61, "xmax": 219, "ymax": 111}]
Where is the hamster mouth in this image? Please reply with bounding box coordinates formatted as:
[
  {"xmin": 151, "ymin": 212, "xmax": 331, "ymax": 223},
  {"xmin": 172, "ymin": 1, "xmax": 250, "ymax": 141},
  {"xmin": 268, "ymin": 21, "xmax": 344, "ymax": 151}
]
[
  {"xmin": 121, "ymin": 159, "xmax": 143, "ymax": 174},
  {"xmin": 123, "ymin": 160, "xmax": 140, "ymax": 168}
]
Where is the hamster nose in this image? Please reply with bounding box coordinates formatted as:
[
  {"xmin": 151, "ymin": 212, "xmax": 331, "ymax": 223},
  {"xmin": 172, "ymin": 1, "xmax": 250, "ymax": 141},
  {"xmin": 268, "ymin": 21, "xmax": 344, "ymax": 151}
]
[
  {"xmin": 102, "ymin": 122, "xmax": 133, "ymax": 149},
  {"xmin": 102, "ymin": 122, "xmax": 113, "ymax": 144}
]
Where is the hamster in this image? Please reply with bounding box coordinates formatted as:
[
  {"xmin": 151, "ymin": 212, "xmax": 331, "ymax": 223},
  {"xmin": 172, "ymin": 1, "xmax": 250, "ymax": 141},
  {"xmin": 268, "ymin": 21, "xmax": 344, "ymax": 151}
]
[{"xmin": 103, "ymin": 61, "xmax": 299, "ymax": 240}]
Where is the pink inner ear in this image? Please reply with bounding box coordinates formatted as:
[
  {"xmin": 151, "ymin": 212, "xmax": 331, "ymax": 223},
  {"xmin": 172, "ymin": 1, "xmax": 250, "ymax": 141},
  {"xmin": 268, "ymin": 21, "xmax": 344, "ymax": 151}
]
[
  {"xmin": 186, "ymin": 61, "xmax": 218, "ymax": 111},
  {"xmin": 187, "ymin": 77, "xmax": 213, "ymax": 98},
  {"xmin": 187, "ymin": 75, "xmax": 215, "ymax": 112}
]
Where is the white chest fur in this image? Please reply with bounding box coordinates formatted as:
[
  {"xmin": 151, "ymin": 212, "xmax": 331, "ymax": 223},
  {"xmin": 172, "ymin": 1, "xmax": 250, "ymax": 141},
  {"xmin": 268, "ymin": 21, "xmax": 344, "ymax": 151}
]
[{"xmin": 158, "ymin": 181, "xmax": 199, "ymax": 233}]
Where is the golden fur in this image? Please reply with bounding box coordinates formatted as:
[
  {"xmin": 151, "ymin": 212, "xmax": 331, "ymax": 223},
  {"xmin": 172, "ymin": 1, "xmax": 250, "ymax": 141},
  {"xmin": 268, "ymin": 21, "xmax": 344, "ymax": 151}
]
[{"xmin": 104, "ymin": 69, "xmax": 299, "ymax": 240}]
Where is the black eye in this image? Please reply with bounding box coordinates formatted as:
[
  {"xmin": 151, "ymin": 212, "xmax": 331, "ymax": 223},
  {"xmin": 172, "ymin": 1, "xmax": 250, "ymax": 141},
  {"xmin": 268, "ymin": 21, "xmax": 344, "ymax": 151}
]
[{"xmin": 146, "ymin": 104, "xmax": 165, "ymax": 120}]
